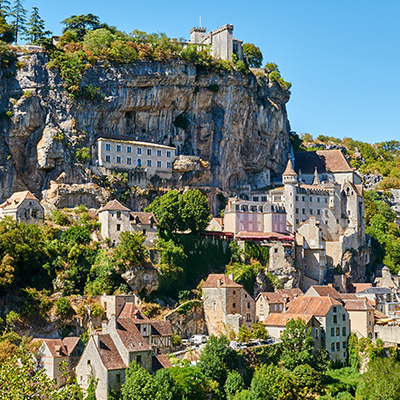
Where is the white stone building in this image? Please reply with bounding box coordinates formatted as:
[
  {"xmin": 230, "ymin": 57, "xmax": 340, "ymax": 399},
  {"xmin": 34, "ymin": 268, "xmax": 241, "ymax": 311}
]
[
  {"xmin": 190, "ymin": 24, "xmax": 243, "ymax": 62},
  {"xmin": 0, "ymin": 190, "xmax": 44, "ymax": 224},
  {"xmin": 96, "ymin": 137, "xmax": 176, "ymax": 179},
  {"xmin": 98, "ymin": 199, "xmax": 158, "ymax": 246}
]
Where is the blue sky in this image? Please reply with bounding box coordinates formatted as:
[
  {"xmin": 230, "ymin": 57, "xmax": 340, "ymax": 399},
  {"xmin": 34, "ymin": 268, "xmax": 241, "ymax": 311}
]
[{"xmin": 20, "ymin": 0, "xmax": 400, "ymax": 143}]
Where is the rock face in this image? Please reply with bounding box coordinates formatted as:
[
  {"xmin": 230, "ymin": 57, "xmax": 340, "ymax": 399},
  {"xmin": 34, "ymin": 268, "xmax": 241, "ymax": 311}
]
[
  {"xmin": 0, "ymin": 50, "xmax": 291, "ymax": 207},
  {"xmin": 121, "ymin": 263, "xmax": 159, "ymax": 294}
]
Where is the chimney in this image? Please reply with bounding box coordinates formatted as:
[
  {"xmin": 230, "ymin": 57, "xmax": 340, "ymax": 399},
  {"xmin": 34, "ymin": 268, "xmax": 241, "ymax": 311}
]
[
  {"xmin": 229, "ymin": 274, "xmax": 234, "ymax": 282},
  {"xmin": 94, "ymin": 333, "xmax": 100, "ymax": 348},
  {"xmin": 217, "ymin": 278, "xmax": 221, "ymax": 288}
]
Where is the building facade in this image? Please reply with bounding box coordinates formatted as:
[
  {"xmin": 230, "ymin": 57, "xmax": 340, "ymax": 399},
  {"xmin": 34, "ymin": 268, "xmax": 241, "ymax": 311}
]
[
  {"xmin": 255, "ymin": 292, "xmax": 285, "ymax": 321},
  {"xmin": 0, "ymin": 190, "xmax": 44, "ymax": 224}
]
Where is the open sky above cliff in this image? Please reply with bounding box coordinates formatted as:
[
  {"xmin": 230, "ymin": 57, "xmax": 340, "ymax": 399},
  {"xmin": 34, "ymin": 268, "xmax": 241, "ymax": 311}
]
[{"xmin": 23, "ymin": 0, "xmax": 399, "ymax": 143}]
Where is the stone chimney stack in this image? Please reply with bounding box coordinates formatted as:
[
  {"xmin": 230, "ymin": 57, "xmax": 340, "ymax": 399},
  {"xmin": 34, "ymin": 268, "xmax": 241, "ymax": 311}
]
[
  {"xmin": 94, "ymin": 333, "xmax": 100, "ymax": 348},
  {"xmin": 229, "ymin": 274, "xmax": 234, "ymax": 282},
  {"xmin": 217, "ymin": 278, "xmax": 221, "ymax": 288}
]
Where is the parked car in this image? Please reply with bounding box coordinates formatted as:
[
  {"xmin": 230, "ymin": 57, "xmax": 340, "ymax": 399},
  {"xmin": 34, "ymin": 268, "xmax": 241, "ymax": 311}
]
[
  {"xmin": 230, "ymin": 341, "xmax": 247, "ymax": 350},
  {"xmin": 190, "ymin": 335, "xmax": 207, "ymax": 345}
]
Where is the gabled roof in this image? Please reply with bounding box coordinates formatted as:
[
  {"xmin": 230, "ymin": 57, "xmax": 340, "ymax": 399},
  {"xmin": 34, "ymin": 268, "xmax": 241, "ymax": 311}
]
[
  {"xmin": 263, "ymin": 313, "xmax": 317, "ymax": 327},
  {"xmin": 96, "ymin": 334, "xmax": 127, "ymax": 370},
  {"xmin": 343, "ymin": 299, "xmax": 374, "ymax": 311},
  {"xmin": 347, "ymin": 283, "xmax": 372, "ymax": 293},
  {"xmin": 0, "ymin": 190, "xmax": 40, "ymax": 210},
  {"xmin": 118, "ymin": 302, "xmax": 149, "ymax": 321},
  {"xmin": 286, "ymin": 296, "xmax": 342, "ymax": 317},
  {"xmin": 275, "ymin": 288, "xmax": 304, "ymax": 301},
  {"xmin": 202, "ymin": 274, "xmax": 242, "ymax": 289},
  {"xmin": 130, "ymin": 212, "xmax": 158, "ymax": 225},
  {"xmin": 256, "ymin": 292, "xmax": 285, "ymax": 304},
  {"xmin": 115, "ymin": 318, "xmax": 152, "ymax": 352},
  {"xmin": 294, "ymin": 150, "xmax": 354, "ymax": 175},
  {"xmin": 339, "ymin": 293, "xmax": 358, "ymax": 300},
  {"xmin": 357, "ymin": 287, "xmax": 392, "ymax": 295},
  {"xmin": 152, "ymin": 354, "xmax": 172, "ymax": 371},
  {"xmin": 151, "ymin": 321, "xmax": 173, "ymax": 336},
  {"xmin": 305, "ymin": 286, "xmax": 342, "ymax": 300},
  {"xmin": 98, "ymin": 199, "xmax": 130, "ymax": 213},
  {"xmin": 38, "ymin": 337, "xmax": 81, "ymax": 358}
]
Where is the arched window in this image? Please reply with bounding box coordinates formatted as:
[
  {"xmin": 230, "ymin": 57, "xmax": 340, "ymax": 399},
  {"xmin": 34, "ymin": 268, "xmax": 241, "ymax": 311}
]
[{"xmin": 137, "ymin": 159, "xmax": 142, "ymax": 167}]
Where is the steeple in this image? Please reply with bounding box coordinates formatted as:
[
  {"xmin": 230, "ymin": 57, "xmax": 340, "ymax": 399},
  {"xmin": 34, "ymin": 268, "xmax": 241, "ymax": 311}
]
[
  {"xmin": 282, "ymin": 159, "xmax": 298, "ymax": 185},
  {"xmin": 312, "ymin": 167, "xmax": 320, "ymax": 186}
]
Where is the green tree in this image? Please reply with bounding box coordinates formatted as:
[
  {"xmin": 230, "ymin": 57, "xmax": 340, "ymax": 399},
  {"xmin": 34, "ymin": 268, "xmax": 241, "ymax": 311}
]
[
  {"xmin": 0, "ymin": 254, "xmax": 15, "ymax": 294},
  {"xmin": 280, "ymin": 318, "xmax": 314, "ymax": 370},
  {"xmin": 181, "ymin": 189, "xmax": 211, "ymax": 232},
  {"xmin": 145, "ymin": 190, "xmax": 185, "ymax": 232},
  {"xmin": 242, "ymin": 43, "xmax": 263, "ymax": 68},
  {"xmin": 83, "ymin": 27, "xmax": 114, "ymax": 54},
  {"xmin": 292, "ymin": 364, "xmax": 322, "ymax": 397},
  {"xmin": 224, "ymin": 370, "xmax": 244, "ymax": 398},
  {"xmin": 199, "ymin": 334, "xmax": 237, "ymax": 386},
  {"xmin": 55, "ymin": 297, "xmax": 74, "ymax": 318},
  {"xmin": 0, "ymin": 10, "xmax": 14, "ymax": 42},
  {"xmin": 121, "ymin": 361, "xmax": 158, "ymax": 400},
  {"xmin": 10, "ymin": 0, "xmax": 26, "ymax": 43},
  {"xmin": 0, "ymin": 0, "xmax": 10, "ymax": 16},
  {"xmin": 153, "ymin": 368, "xmax": 176, "ymax": 400},
  {"xmin": 249, "ymin": 363, "xmax": 297, "ymax": 400},
  {"xmin": 237, "ymin": 325, "xmax": 251, "ymax": 343},
  {"xmin": 356, "ymin": 358, "xmax": 400, "ymax": 400},
  {"xmin": 85, "ymin": 377, "xmax": 98, "ymax": 400},
  {"xmin": 113, "ymin": 232, "xmax": 148, "ymax": 271},
  {"xmin": 24, "ymin": 6, "xmax": 51, "ymax": 45},
  {"xmin": 61, "ymin": 14, "xmax": 102, "ymax": 41},
  {"xmin": 251, "ymin": 321, "xmax": 269, "ymax": 340},
  {"xmin": 76, "ymin": 147, "xmax": 91, "ymax": 163}
]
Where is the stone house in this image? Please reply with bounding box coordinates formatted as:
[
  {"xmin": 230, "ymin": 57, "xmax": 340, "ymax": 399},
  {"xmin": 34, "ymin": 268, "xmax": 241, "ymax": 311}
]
[
  {"xmin": 263, "ymin": 313, "xmax": 322, "ymax": 348},
  {"xmin": 255, "ymin": 292, "xmax": 285, "ymax": 321},
  {"xmin": 206, "ymin": 217, "xmax": 224, "ymax": 232},
  {"xmin": 98, "ymin": 199, "xmax": 158, "ymax": 246},
  {"xmin": 202, "ymin": 274, "xmax": 256, "ymax": 335},
  {"xmin": 356, "ymin": 287, "xmax": 400, "ymax": 318},
  {"xmin": 95, "ymin": 136, "xmax": 176, "ymax": 179},
  {"xmin": 0, "ymin": 190, "xmax": 44, "ymax": 224},
  {"xmin": 304, "ymin": 285, "xmax": 342, "ymax": 301},
  {"xmin": 189, "ymin": 24, "xmax": 243, "ymax": 62},
  {"xmin": 275, "ymin": 288, "xmax": 304, "ymax": 305},
  {"xmin": 35, "ymin": 337, "xmax": 84, "ymax": 387},
  {"xmin": 286, "ymin": 296, "xmax": 350, "ymax": 364},
  {"xmin": 343, "ymin": 298, "xmax": 374, "ymax": 339}
]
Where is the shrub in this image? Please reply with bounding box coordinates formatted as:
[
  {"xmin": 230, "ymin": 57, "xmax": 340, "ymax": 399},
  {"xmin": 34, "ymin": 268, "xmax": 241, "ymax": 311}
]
[
  {"xmin": 77, "ymin": 85, "xmax": 104, "ymax": 100},
  {"xmin": 171, "ymin": 331, "xmax": 182, "ymax": 346},
  {"xmin": 23, "ymin": 90, "xmax": 33, "ymax": 98},
  {"xmin": 6, "ymin": 311, "xmax": 20, "ymax": 328},
  {"xmin": 75, "ymin": 147, "xmax": 91, "ymax": 162},
  {"xmin": 235, "ymin": 60, "xmax": 247, "ymax": 73},
  {"xmin": 55, "ymin": 297, "xmax": 74, "ymax": 317},
  {"xmin": 90, "ymin": 302, "xmax": 103, "ymax": 317}
]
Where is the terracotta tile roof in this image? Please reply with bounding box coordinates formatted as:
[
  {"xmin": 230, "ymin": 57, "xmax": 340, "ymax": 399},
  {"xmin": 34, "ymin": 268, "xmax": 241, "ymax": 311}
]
[
  {"xmin": 257, "ymin": 292, "xmax": 285, "ymax": 303},
  {"xmin": 202, "ymin": 274, "xmax": 242, "ymax": 288},
  {"xmin": 343, "ymin": 299, "xmax": 374, "ymax": 311},
  {"xmin": 286, "ymin": 296, "xmax": 342, "ymax": 317},
  {"xmin": 282, "ymin": 160, "xmax": 297, "ymax": 176},
  {"xmin": 275, "ymin": 288, "xmax": 304, "ymax": 301},
  {"xmin": 374, "ymin": 309, "xmax": 388, "ymax": 319},
  {"xmin": 116, "ymin": 318, "xmax": 152, "ymax": 352},
  {"xmin": 152, "ymin": 354, "xmax": 172, "ymax": 371},
  {"xmin": 347, "ymin": 283, "xmax": 372, "ymax": 293},
  {"xmin": 305, "ymin": 286, "xmax": 342, "ymax": 300},
  {"xmin": 97, "ymin": 334, "xmax": 127, "ymax": 370},
  {"xmin": 151, "ymin": 321, "xmax": 173, "ymax": 336},
  {"xmin": 294, "ymin": 150, "xmax": 354, "ymax": 175},
  {"xmin": 98, "ymin": 199, "xmax": 130, "ymax": 212},
  {"xmin": 213, "ymin": 217, "xmax": 224, "ymax": 228},
  {"xmin": 346, "ymin": 181, "xmax": 363, "ymax": 197},
  {"xmin": 37, "ymin": 337, "xmax": 81, "ymax": 358},
  {"xmin": 339, "ymin": 293, "xmax": 358, "ymax": 300},
  {"xmin": 0, "ymin": 190, "xmax": 39, "ymax": 210},
  {"xmin": 263, "ymin": 313, "xmax": 315, "ymax": 327},
  {"xmin": 130, "ymin": 212, "xmax": 158, "ymax": 225},
  {"xmin": 118, "ymin": 302, "xmax": 149, "ymax": 321}
]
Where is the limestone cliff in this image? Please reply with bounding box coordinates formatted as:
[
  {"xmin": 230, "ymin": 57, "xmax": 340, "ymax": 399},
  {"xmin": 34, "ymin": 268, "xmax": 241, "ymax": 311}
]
[{"xmin": 0, "ymin": 49, "xmax": 291, "ymax": 208}]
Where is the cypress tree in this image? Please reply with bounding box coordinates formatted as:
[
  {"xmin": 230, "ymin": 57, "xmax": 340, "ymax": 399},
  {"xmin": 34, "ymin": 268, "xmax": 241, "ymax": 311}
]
[
  {"xmin": 10, "ymin": 0, "xmax": 27, "ymax": 43},
  {"xmin": 24, "ymin": 6, "xmax": 51, "ymax": 45}
]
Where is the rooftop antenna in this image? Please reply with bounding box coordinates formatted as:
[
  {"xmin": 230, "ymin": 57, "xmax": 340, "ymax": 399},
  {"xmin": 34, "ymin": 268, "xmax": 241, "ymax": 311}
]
[{"xmin": 199, "ymin": 15, "xmax": 201, "ymax": 27}]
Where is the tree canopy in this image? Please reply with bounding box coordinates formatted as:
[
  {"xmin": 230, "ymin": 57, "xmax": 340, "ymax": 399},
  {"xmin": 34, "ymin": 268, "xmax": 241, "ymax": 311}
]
[
  {"xmin": 24, "ymin": 6, "xmax": 51, "ymax": 45},
  {"xmin": 242, "ymin": 43, "xmax": 263, "ymax": 68}
]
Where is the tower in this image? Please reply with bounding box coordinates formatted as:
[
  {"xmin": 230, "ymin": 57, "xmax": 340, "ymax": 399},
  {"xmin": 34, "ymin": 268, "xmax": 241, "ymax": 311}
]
[{"xmin": 282, "ymin": 159, "xmax": 298, "ymax": 232}]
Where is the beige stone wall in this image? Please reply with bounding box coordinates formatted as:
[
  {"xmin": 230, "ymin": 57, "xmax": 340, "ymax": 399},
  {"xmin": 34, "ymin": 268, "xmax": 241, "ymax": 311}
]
[
  {"xmin": 374, "ymin": 325, "xmax": 400, "ymax": 344},
  {"xmin": 348, "ymin": 310, "xmax": 374, "ymax": 339},
  {"xmin": 131, "ymin": 223, "xmax": 158, "ymax": 247},
  {"xmin": 0, "ymin": 198, "xmax": 44, "ymax": 224},
  {"xmin": 99, "ymin": 209, "xmax": 130, "ymax": 246},
  {"xmin": 240, "ymin": 289, "xmax": 256, "ymax": 330},
  {"xmin": 256, "ymin": 297, "xmax": 271, "ymax": 321}
]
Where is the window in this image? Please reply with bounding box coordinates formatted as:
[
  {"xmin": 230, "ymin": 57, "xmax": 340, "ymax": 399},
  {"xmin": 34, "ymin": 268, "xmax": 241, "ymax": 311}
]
[
  {"xmin": 117, "ymin": 224, "xmax": 121, "ymax": 231},
  {"xmin": 317, "ymin": 197, "xmax": 320, "ymax": 203},
  {"xmin": 143, "ymin": 229, "xmax": 146, "ymax": 235},
  {"xmin": 274, "ymin": 248, "xmax": 278, "ymax": 253},
  {"xmin": 137, "ymin": 147, "xmax": 142, "ymax": 155},
  {"xmin": 331, "ymin": 328, "xmax": 335, "ymax": 336},
  {"xmin": 233, "ymin": 290, "xmax": 236, "ymax": 294},
  {"xmin": 260, "ymin": 304, "xmax": 263, "ymax": 311},
  {"xmin": 105, "ymin": 143, "xmax": 111, "ymax": 151},
  {"xmin": 233, "ymin": 303, "xmax": 236, "ymax": 308},
  {"xmin": 296, "ymin": 219, "xmax": 299, "ymax": 224},
  {"xmin": 336, "ymin": 327, "xmax": 340, "ymax": 336},
  {"xmin": 336, "ymin": 342, "xmax": 340, "ymax": 351},
  {"xmin": 310, "ymin": 209, "xmax": 313, "ymax": 214},
  {"xmin": 261, "ymin": 196, "xmax": 267, "ymax": 202},
  {"xmin": 333, "ymin": 307, "xmax": 337, "ymax": 313},
  {"xmin": 295, "ymin": 196, "xmax": 298, "ymax": 201},
  {"xmin": 105, "ymin": 155, "xmax": 111, "ymax": 162},
  {"xmin": 157, "ymin": 161, "xmax": 161, "ymax": 168},
  {"xmin": 127, "ymin": 157, "xmax": 132, "ymax": 165},
  {"xmin": 342, "ymin": 314, "xmax": 346, "ymax": 321},
  {"xmin": 137, "ymin": 159, "xmax": 142, "ymax": 167},
  {"xmin": 167, "ymin": 162, "xmax": 171, "ymax": 168},
  {"xmin": 87, "ymin": 360, "xmax": 91, "ymax": 365},
  {"xmin": 116, "ymin": 374, "xmax": 120, "ymax": 383},
  {"xmin": 325, "ymin": 198, "xmax": 328, "ymax": 203},
  {"xmin": 127, "ymin": 146, "xmax": 132, "ymax": 153},
  {"xmin": 246, "ymin": 313, "xmax": 251, "ymax": 322},
  {"xmin": 157, "ymin": 150, "xmax": 162, "ymax": 156},
  {"xmin": 343, "ymin": 341, "xmax": 347, "ymax": 349},
  {"xmin": 147, "ymin": 160, "xmax": 152, "ymax": 167},
  {"xmin": 342, "ymin": 327, "xmax": 346, "ymax": 336},
  {"xmin": 302, "ymin": 209, "xmax": 305, "ymax": 214},
  {"xmin": 302, "ymin": 196, "xmax": 305, "ymax": 201},
  {"xmin": 317, "ymin": 209, "xmax": 320, "ymax": 215},
  {"xmin": 31, "ymin": 210, "xmax": 37, "ymax": 218},
  {"xmin": 116, "ymin": 156, "xmax": 121, "ymax": 163},
  {"xmin": 296, "ymin": 208, "xmax": 299, "ymax": 214},
  {"xmin": 247, "ymin": 302, "xmax": 251, "ymax": 309},
  {"xmin": 147, "ymin": 148, "xmax": 152, "ymax": 156},
  {"xmin": 331, "ymin": 343, "xmax": 335, "ymax": 351},
  {"xmin": 116, "ymin": 145, "xmax": 121, "ymax": 152},
  {"xmin": 167, "ymin": 151, "xmax": 171, "ymax": 158},
  {"xmin": 245, "ymin": 294, "xmax": 247, "ymax": 298},
  {"xmin": 315, "ymin": 329, "xmax": 319, "ymax": 338},
  {"xmin": 136, "ymin": 355, "xmax": 142, "ymax": 364},
  {"xmin": 117, "ymin": 211, "xmax": 121, "ymax": 218},
  {"xmin": 333, "ymin": 315, "xmax": 337, "ymax": 323},
  {"xmin": 143, "ymin": 327, "xmax": 146, "ymax": 333},
  {"xmin": 310, "ymin": 197, "xmax": 313, "ymax": 202}
]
